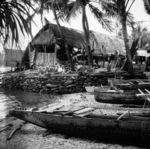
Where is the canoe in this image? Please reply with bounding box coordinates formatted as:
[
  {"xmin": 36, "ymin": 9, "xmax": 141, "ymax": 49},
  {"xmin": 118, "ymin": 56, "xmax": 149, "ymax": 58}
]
[
  {"xmin": 115, "ymin": 81, "xmax": 150, "ymax": 90},
  {"xmin": 94, "ymin": 87, "xmax": 145, "ymax": 104},
  {"xmin": 9, "ymin": 106, "xmax": 150, "ymax": 146}
]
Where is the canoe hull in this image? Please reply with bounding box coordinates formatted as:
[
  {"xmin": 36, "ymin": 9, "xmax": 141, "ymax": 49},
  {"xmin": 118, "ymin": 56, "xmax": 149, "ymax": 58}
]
[
  {"xmin": 10, "ymin": 110, "xmax": 150, "ymax": 146},
  {"xmin": 94, "ymin": 90, "xmax": 144, "ymax": 104},
  {"xmin": 116, "ymin": 83, "xmax": 150, "ymax": 90}
]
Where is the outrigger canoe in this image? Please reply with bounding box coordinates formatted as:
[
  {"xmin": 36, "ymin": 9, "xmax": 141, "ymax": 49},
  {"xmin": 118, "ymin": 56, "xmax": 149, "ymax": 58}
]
[
  {"xmin": 115, "ymin": 80, "xmax": 150, "ymax": 90},
  {"xmin": 94, "ymin": 86, "xmax": 145, "ymax": 104},
  {"xmin": 9, "ymin": 104, "xmax": 150, "ymax": 146}
]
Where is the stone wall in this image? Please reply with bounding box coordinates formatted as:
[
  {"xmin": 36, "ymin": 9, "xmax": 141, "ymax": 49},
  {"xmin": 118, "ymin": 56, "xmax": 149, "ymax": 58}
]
[{"xmin": 1, "ymin": 72, "xmax": 108, "ymax": 94}]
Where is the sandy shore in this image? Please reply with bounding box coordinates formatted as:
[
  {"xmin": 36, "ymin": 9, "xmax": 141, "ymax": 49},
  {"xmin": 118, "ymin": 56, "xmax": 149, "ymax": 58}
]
[{"xmin": 0, "ymin": 93, "xmax": 147, "ymax": 149}]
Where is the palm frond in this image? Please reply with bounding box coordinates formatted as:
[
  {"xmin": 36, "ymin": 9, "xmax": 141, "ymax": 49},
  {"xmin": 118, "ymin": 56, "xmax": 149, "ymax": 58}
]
[
  {"xmin": 58, "ymin": 1, "xmax": 82, "ymax": 22},
  {"xmin": 126, "ymin": 12, "xmax": 135, "ymax": 27},
  {"xmin": 100, "ymin": 0, "xmax": 118, "ymax": 17},
  {"xmin": 143, "ymin": 0, "xmax": 150, "ymax": 14},
  {"xmin": 0, "ymin": 0, "xmax": 33, "ymax": 45},
  {"xmin": 88, "ymin": 4, "xmax": 112, "ymax": 32}
]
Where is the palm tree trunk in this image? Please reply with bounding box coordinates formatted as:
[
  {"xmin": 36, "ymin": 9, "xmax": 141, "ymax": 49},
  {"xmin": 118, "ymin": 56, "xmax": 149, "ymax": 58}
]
[
  {"xmin": 82, "ymin": 5, "xmax": 93, "ymax": 66},
  {"xmin": 121, "ymin": 15, "xmax": 133, "ymax": 73},
  {"xmin": 52, "ymin": 3, "xmax": 74, "ymax": 71}
]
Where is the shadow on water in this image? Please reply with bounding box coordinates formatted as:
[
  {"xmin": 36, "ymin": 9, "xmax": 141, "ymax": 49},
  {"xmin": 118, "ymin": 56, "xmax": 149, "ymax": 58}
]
[
  {"xmin": 0, "ymin": 88, "xmax": 57, "ymax": 106},
  {"xmin": 0, "ymin": 88, "xmax": 58, "ymax": 120}
]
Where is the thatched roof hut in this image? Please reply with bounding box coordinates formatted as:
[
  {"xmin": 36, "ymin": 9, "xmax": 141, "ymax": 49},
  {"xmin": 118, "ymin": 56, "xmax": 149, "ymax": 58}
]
[
  {"xmin": 90, "ymin": 31, "xmax": 125, "ymax": 55},
  {"xmin": 22, "ymin": 23, "xmax": 125, "ymax": 68},
  {"xmin": 22, "ymin": 23, "xmax": 87, "ymax": 68},
  {"xmin": 4, "ymin": 48, "xmax": 23, "ymax": 67}
]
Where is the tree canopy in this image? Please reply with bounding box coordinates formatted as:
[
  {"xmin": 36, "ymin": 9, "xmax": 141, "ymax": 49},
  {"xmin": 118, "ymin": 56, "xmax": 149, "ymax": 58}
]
[{"xmin": 0, "ymin": 0, "xmax": 33, "ymax": 45}]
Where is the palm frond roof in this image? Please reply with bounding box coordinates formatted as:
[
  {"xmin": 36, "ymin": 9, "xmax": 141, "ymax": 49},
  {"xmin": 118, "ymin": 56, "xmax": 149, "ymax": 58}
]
[
  {"xmin": 90, "ymin": 31, "xmax": 125, "ymax": 55},
  {"xmin": 31, "ymin": 23, "xmax": 86, "ymax": 49},
  {"xmin": 30, "ymin": 23, "xmax": 125, "ymax": 55}
]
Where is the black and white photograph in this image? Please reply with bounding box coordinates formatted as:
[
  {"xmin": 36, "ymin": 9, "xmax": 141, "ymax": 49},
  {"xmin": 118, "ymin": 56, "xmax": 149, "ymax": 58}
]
[{"xmin": 0, "ymin": 0, "xmax": 150, "ymax": 148}]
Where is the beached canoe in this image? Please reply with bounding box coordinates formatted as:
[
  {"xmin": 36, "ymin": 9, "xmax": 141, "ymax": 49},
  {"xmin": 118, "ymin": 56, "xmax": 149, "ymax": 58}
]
[
  {"xmin": 9, "ymin": 105, "xmax": 150, "ymax": 146},
  {"xmin": 115, "ymin": 81, "xmax": 150, "ymax": 90},
  {"xmin": 94, "ymin": 87, "xmax": 145, "ymax": 104}
]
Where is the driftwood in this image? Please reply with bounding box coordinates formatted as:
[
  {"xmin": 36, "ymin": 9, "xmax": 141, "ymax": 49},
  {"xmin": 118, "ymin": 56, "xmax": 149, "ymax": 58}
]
[
  {"xmin": 7, "ymin": 119, "xmax": 25, "ymax": 140},
  {"xmin": 0, "ymin": 124, "xmax": 12, "ymax": 133},
  {"xmin": 0, "ymin": 117, "xmax": 25, "ymax": 140}
]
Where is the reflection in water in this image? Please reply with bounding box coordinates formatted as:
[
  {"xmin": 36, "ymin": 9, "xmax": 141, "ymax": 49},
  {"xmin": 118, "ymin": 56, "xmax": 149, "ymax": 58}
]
[
  {"xmin": 0, "ymin": 88, "xmax": 56, "ymax": 120},
  {"xmin": 0, "ymin": 66, "xmax": 11, "ymax": 73}
]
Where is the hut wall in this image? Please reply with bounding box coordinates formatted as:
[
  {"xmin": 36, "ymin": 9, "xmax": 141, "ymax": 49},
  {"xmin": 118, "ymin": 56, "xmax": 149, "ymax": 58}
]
[{"xmin": 35, "ymin": 52, "xmax": 56, "ymax": 67}]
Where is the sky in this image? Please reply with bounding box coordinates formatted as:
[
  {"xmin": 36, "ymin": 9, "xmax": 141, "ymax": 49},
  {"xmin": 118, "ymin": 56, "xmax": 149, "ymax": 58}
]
[{"xmin": 2, "ymin": 0, "xmax": 150, "ymax": 51}]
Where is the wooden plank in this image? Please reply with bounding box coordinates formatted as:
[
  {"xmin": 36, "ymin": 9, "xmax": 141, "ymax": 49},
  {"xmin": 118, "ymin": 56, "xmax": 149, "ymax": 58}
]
[
  {"xmin": 74, "ymin": 110, "xmax": 94, "ymax": 117},
  {"xmin": 117, "ymin": 111, "xmax": 129, "ymax": 121},
  {"xmin": 136, "ymin": 94, "xmax": 150, "ymax": 97},
  {"xmin": 38, "ymin": 103, "xmax": 62, "ymax": 112},
  {"xmin": 53, "ymin": 105, "xmax": 73, "ymax": 113},
  {"xmin": 145, "ymin": 89, "xmax": 150, "ymax": 94},
  {"xmin": 38, "ymin": 103, "xmax": 64, "ymax": 112},
  {"xmin": 46, "ymin": 104, "xmax": 64, "ymax": 112},
  {"xmin": 74, "ymin": 108, "xmax": 94, "ymax": 115},
  {"xmin": 138, "ymin": 88, "xmax": 144, "ymax": 94},
  {"xmin": 50, "ymin": 73, "xmax": 78, "ymax": 77},
  {"xmin": 62, "ymin": 106, "xmax": 86, "ymax": 115}
]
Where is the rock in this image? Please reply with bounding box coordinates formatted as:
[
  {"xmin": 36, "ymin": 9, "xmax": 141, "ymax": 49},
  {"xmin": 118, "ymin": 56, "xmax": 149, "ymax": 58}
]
[{"xmin": 46, "ymin": 84, "xmax": 57, "ymax": 88}]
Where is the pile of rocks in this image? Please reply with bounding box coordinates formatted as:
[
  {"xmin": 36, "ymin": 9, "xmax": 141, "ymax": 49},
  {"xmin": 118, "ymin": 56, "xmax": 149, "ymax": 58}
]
[{"xmin": 1, "ymin": 72, "xmax": 107, "ymax": 94}]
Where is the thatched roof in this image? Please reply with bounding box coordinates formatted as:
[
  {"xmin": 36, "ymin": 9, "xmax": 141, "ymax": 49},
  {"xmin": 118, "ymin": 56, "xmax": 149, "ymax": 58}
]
[
  {"xmin": 30, "ymin": 23, "xmax": 125, "ymax": 55},
  {"xmin": 31, "ymin": 23, "xmax": 86, "ymax": 49},
  {"xmin": 90, "ymin": 32, "xmax": 125, "ymax": 55},
  {"xmin": 4, "ymin": 48, "xmax": 23, "ymax": 67},
  {"xmin": 138, "ymin": 32, "xmax": 150, "ymax": 50}
]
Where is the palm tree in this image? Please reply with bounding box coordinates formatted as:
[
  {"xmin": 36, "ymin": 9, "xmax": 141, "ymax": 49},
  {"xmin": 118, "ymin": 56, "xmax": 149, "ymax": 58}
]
[
  {"xmin": 101, "ymin": 0, "xmax": 136, "ymax": 73},
  {"xmin": 0, "ymin": 0, "xmax": 33, "ymax": 45},
  {"xmin": 59, "ymin": 0, "xmax": 112, "ymax": 66}
]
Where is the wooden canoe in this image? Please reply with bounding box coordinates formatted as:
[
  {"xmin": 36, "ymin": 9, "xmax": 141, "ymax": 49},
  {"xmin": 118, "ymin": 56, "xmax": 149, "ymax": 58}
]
[
  {"xmin": 115, "ymin": 81, "xmax": 150, "ymax": 90},
  {"xmin": 9, "ymin": 106, "xmax": 150, "ymax": 146},
  {"xmin": 94, "ymin": 87, "xmax": 145, "ymax": 104}
]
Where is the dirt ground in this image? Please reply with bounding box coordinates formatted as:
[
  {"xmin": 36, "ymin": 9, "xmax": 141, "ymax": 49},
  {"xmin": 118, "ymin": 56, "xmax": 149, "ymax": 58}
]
[{"xmin": 0, "ymin": 93, "xmax": 147, "ymax": 149}]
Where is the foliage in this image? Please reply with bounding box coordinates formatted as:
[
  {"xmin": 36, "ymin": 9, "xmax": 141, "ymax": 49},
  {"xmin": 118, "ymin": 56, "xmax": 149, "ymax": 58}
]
[
  {"xmin": 58, "ymin": 0, "xmax": 112, "ymax": 31},
  {"xmin": 0, "ymin": 0, "xmax": 33, "ymax": 45},
  {"xmin": 143, "ymin": 0, "xmax": 150, "ymax": 14},
  {"xmin": 100, "ymin": 0, "xmax": 136, "ymax": 73}
]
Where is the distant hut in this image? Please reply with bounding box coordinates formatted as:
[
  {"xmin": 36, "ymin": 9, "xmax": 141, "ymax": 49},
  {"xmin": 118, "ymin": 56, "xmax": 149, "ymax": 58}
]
[
  {"xmin": 22, "ymin": 23, "xmax": 86, "ymax": 69},
  {"xmin": 136, "ymin": 32, "xmax": 150, "ymax": 70},
  {"xmin": 3, "ymin": 48, "xmax": 23, "ymax": 69},
  {"xmin": 89, "ymin": 31, "xmax": 125, "ymax": 68},
  {"xmin": 89, "ymin": 31, "xmax": 125, "ymax": 56}
]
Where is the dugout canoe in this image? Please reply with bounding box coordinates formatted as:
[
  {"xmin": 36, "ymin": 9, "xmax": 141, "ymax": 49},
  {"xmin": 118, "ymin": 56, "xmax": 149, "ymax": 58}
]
[
  {"xmin": 9, "ymin": 106, "xmax": 150, "ymax": 146},
  {"xmin": 115, "ymin": 81, "xmax": 150, "ymax": 90},
  {"xmin": 94, "ymin": 87, "xmax": 144, "ymax": 104}
]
